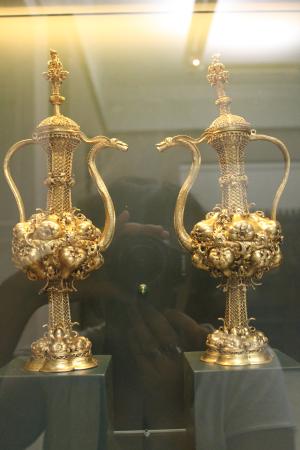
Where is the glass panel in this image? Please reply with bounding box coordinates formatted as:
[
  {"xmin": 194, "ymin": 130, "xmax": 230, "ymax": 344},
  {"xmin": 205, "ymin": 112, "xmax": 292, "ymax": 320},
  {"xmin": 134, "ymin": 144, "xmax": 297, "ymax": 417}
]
[{"xmin": 0, "ymin": 2, "xmax": 299, "ymax": 449}]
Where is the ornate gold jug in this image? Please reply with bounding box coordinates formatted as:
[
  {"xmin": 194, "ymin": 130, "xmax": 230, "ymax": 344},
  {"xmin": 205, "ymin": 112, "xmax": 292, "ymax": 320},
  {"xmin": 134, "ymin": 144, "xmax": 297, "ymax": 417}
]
[
  {"xmin": 4, "ymin": 50, "xmax": 128, "ymax": 372},
  {"xmin": 157, "ymin": 56, "xmax": 290, "ymax": 366}
]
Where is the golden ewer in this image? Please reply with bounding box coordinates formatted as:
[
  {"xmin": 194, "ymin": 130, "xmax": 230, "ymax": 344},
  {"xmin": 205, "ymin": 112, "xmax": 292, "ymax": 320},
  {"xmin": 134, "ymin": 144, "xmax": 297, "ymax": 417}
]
[
  {"xmin": 157, "ymin": 56, "xmax": 290, "ymax": 366},
  {"xmin": 4, "ymin": 50, "xmax": 128, "ymax": 372}
]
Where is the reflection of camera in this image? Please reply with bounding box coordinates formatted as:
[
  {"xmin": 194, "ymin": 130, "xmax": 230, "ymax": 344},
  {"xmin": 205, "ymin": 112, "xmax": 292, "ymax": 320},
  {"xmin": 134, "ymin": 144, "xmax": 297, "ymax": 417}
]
[{"xmin": 107, "ymin": 234, "xmax": 183, "ymax": 292}]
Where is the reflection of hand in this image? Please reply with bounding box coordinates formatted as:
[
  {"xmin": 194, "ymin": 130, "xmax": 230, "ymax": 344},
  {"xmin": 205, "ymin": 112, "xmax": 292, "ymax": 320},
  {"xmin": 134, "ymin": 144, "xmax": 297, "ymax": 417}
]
[
  {"xmin": 115, "ymin": 210, "xmax": 169, "ymax": 240},
  {"xmin": 80, "ymin": 273, "xmax": 210, "ymax": 428},
  {"xmin": 164, "ymin": 309, "xmax": 210, "ymax": 350},
  {"xmin": 75, "ymin": 209, "xmax": 209, "ymax": 429},
  {"xmin": 126, "ymin": 299, "xmax": 209, "ymax": 427}
]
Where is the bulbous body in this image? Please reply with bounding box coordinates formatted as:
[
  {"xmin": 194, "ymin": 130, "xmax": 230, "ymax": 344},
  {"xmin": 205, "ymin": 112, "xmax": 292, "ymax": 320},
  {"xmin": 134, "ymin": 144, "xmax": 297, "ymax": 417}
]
[
  {"xmin": 12, "ymin": 210, "xmax": 104, "ymax": 283},
  {"xmin": 191, "ymin": 210, "xmax": 282, "ymax": 280}
]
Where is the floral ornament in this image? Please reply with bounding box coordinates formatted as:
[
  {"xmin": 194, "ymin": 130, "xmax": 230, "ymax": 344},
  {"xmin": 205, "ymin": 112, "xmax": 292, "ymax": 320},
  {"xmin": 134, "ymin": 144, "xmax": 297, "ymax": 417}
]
[
  {"xmin": 228, "ymin": 221, "xmax": 254, "ymax": 241},
  {"xmin": 208, "ymin": 247, "xmax": 234, "ymax": 270}
]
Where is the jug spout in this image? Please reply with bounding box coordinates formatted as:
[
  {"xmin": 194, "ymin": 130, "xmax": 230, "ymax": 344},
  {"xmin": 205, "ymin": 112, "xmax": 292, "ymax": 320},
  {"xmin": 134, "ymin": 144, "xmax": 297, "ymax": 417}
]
[{"xmin": 157, "ymin": 135, "xmax": 204, "ymax": 253}]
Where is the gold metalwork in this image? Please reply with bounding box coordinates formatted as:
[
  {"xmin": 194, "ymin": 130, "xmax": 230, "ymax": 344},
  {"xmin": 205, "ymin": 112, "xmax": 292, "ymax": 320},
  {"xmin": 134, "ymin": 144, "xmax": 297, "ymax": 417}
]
[
  {"xmin": 157, "ymin": 55, "xmax": 290, "ymax": 366},
  {"xmin": 4, "ymin": 50, "xmax": 128, "ymax": 372}
]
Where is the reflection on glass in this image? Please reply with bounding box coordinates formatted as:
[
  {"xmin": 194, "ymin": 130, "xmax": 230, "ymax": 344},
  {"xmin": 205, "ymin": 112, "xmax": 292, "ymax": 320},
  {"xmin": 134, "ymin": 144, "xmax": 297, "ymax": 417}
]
[
  {"xmin": 0, "ymin": 177, "xmax": 212, "ymax": 450},
  {"xmin": 188, "ymin": 352, "xmax": 296, "ymax": 450},
  {"xmin": 0, "ymin": 4, "xmax": 300, "ymax": 450}
]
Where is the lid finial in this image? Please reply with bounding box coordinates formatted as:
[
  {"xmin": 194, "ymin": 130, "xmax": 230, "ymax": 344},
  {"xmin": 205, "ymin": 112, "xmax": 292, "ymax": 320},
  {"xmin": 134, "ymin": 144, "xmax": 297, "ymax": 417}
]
[
  {"xmin": 207, "ymin": 54, "xmax": 231, "ymax": 115},
  {"xmin": 43, "ymin": 49, "xmax": 69, "ymax": 115}
]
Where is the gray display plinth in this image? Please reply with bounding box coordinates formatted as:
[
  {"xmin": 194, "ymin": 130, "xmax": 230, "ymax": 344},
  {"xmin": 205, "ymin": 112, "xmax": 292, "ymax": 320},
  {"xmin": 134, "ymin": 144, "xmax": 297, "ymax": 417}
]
[
  {"xmin": 0, "ymin": 355, "xmax": 113, "ymax": 450},
  {"xmin": 184, "ymin": 349, "xmax": 300, "ymax": 450}
]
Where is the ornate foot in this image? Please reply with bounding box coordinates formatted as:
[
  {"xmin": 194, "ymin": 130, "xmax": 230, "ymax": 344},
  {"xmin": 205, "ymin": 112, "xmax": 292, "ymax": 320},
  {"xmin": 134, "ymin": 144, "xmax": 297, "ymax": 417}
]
[
  {"xmin": 25, "ymin": 326, "xmax": 97, "ymax": 373},
  {"xmin": 200, "ymin": 325, "xmax": 273, "ymax": 366}
]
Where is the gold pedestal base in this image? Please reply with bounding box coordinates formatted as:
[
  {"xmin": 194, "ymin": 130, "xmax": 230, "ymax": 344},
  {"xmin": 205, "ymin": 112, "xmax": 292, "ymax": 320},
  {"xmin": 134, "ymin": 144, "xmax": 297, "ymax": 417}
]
[
  {"xmin": 24, "ymin": 326, "xmax": 98, "ymax": 373},
  {"xmin": 200, "ymin": 346, "xmax": 273, "ymax": 366},
  {"xmin": 24, "ymin": 357, "xmax": 45, "ymax": 372},
  {"xmin": 72, "ymin": 355, "xmax": 98, "ymax": 370},
  {"xmin": 25, "ymin": 355, "xmax": 98, "ymax": 373},
  {"xmin": 201, "ymin": 326, "xmax": 273, "ymax": 366}
]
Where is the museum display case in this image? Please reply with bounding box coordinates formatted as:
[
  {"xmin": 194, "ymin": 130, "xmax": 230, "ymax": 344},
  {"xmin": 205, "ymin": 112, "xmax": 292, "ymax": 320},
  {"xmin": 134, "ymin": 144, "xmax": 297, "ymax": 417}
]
[{"xmin": 0, "ymin": 1, "xmax": 300, "ymax": 449}]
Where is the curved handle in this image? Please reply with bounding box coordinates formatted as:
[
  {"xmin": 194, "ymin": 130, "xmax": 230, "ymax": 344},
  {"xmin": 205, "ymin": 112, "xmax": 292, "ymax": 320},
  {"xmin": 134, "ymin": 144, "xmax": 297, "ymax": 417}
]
[
  {"xmin": 156, "ymin": 135, "xmax": 205, "ymax": 253},
  {"xmin": 81, "ymin": 133, "xmax": 128, "ymax": 252},
  {"xmin": 249, "ymin": 132, "xmax": 290, "ymax": 220},
  {"xmin": 3, "ymin": 138, "xmax": 36, "ymax": 222}
]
